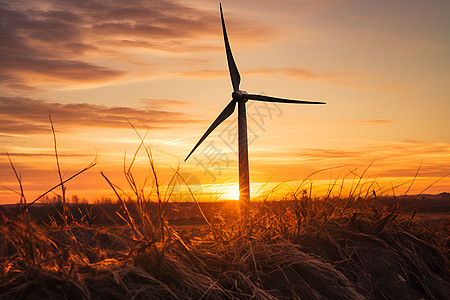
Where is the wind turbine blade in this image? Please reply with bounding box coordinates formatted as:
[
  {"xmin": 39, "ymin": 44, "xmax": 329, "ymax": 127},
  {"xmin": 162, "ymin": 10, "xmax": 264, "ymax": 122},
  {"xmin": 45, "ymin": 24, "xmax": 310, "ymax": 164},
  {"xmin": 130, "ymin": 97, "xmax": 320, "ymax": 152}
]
[
  {"xmin": 245, "ymin": 94, "xmax": 326, "ymax": 105},
  {"xmin": 220, "ymin": 3, "xmax": 241, "ymax": 91},
  {"xmin": 185, "ymin": 100, "xmax": 236, "ymax": 162}
]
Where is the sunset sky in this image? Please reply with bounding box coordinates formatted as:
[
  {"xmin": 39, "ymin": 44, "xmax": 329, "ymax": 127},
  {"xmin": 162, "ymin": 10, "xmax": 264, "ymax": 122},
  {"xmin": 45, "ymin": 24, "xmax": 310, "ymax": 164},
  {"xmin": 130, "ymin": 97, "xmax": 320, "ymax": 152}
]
[{"xmin": 1, "ymin": 0, "xmax": 449, "ymax": 204}]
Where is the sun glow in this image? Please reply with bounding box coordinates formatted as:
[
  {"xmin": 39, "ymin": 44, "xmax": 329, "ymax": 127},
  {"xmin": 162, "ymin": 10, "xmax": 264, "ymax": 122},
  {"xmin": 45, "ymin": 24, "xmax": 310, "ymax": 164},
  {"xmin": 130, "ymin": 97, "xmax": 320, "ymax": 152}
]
[{"xmin": 224, "ymin": 184, "xmax": 240, "ymax": 200}]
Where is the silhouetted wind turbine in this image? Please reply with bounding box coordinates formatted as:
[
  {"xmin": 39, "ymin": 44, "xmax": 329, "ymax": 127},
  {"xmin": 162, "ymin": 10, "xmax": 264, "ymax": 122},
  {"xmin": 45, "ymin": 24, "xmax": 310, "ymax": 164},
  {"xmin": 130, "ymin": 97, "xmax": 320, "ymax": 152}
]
[{"xmin": 185, "ymin": 4, "xmax": 325, "ymax": 216}]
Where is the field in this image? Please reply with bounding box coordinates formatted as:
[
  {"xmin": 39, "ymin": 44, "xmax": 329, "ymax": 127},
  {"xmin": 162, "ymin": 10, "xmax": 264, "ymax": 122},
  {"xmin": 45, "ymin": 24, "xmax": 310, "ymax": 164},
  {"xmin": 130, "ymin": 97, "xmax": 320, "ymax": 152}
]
[
  {"xmin": 1, "ymin": 193, "xmax": 449, "ymax": 299},
  {"xmin": 1, "ymin": 134, "xmax": 449, "ymax": 299}
]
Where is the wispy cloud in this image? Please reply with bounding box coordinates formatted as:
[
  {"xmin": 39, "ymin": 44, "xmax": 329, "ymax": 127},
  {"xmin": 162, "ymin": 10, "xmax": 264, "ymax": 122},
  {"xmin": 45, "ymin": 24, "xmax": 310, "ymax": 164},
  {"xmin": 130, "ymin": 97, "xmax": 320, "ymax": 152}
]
[
  {"xmin": 102, "ymin": 39, "xmax": 222, "ymax": 53},
  {"xmin": 139, "ymin": 98, "xmax": 190, "ymax": 109},
  {"xmin": 246, "ymin": 67, "xmax": 337, "ymax": 80},
  {"xmin": 0, "ymin": 7, "xmax": 125, "ymax": 87},
  {"xmin": 0, "ymin": 96, "xmax": 198, "ymax": 135},
  {"xmin": 169, "ymin": 66, "xmax": 399, "ymax": 90},
  {"xmin": 0, "ymin": 0, "xmax": 272, "ymax": 89},
  {"xmin": 293, "ymin": 140, "xmax": 450, "ymax": 177},
  {"xmin": 294, "ymin": 140, "xmax": 450, "ymax": 161},
  {"xmin": 171, "ymin": 69, "xmax": 228, "ymax": 78},
  {"xmin": 300, "ymin": 149, "xmax": 364, "ymax": 159},
  {"xmin": 169, "ymin": 67, "xmax": 339, "ymax": 80},
  {"xmin": 0, "ymin": 152, "xmax": 91, "ymax": 158},
  {"xmin": 0, "ymin": 119, "xmax": 50, "ymax": 135},
  {"xmin": 247, "ymin": 68, "xmax": 408, "ymax": 90}
]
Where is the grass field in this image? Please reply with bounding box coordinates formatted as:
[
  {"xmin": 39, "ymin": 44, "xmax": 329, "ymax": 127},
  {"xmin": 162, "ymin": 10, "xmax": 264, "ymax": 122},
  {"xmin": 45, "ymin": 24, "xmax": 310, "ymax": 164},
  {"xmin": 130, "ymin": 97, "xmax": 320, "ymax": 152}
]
[
  {"xmin": 1, "ymin": 132, "xmax": 449, "ymax": 299},
  {"xmin": 1, "ymin": 192, "xmax": 449, "ymax": 299}
]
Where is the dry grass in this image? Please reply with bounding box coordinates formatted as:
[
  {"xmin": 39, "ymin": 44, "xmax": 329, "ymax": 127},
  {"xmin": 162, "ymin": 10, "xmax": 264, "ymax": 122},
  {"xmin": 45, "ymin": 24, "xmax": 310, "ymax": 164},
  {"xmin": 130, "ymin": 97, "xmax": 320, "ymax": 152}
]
[
  {"xmin": 1, "ymin": 126, "xmax": 449, "ymax": 299},
  {"xmin": 2, "ymin": 171, "xmax": 449, "ymax": 300},
  {"xmin": 1, "ymin": 194, "xmax": 449, "ymax": 299}
]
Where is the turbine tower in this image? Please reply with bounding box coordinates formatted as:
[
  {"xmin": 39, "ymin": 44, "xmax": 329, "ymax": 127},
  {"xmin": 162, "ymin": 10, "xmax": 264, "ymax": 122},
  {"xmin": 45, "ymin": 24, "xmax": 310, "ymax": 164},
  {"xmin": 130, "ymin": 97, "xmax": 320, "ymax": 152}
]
[{"xmin": 185, "ymin": 4, "xmax": 325, "ymax": 216}]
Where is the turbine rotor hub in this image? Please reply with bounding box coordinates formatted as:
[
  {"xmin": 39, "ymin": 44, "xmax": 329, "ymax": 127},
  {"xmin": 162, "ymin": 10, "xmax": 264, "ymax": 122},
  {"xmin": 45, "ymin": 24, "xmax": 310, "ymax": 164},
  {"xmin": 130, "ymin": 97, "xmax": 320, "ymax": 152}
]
[{"xmin": 232, "ymin": 90, "xmax": 248, "ymax": 102}]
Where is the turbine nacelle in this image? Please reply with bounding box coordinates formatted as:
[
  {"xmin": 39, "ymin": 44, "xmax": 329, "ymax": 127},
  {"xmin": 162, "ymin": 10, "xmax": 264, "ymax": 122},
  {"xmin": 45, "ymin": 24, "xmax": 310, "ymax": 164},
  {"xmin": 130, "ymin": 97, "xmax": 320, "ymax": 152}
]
[{"xmin": 232, "ymin": 90, "xmax": 248, "ymax": 102}]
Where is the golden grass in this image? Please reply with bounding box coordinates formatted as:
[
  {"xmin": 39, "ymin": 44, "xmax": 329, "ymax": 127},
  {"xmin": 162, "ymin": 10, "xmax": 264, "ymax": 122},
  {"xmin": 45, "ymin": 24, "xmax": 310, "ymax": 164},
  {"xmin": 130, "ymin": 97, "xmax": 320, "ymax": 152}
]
[
  {"xmin": 1, "ymin": 194, "xmax": 449, "ymax": 299},
  {"xmin": 1, "ymin": 124, "xmax": 449, "ymax": 299}
]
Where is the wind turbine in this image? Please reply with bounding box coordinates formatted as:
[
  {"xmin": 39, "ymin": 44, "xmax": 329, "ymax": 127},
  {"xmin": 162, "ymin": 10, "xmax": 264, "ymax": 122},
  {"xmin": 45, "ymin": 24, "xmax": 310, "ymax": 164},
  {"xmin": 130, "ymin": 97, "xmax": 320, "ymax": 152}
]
[{"xmin": 185, "ymin": 4, "xmax": 325, "ymax": 215}]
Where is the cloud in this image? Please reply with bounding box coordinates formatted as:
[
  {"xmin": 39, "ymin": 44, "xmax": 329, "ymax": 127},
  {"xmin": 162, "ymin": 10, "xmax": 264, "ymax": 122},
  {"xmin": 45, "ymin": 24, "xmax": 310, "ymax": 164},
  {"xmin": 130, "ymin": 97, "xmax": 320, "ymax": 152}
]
[
  {"xmin": 0, "ymin": 152, "xmax": 91, "ymax": 158},
  {"xmin": 0, "ymin": 96, "xmax": 199, "ymax": 135},
  {"xmin": 295, "ymin": 140, "xmax": 450, "ymax": 162},
  {"xmin": 168, "ymin": 66, "xmax": 407, "ymax": 91},
  {"xmin": 0, "ymin": 6, "xmax": 125, "ymax": 87},
  {"xmin": 251, "ymin": 140, "xmax": 450, "ymax": 183},
  {"xmin": 0, "ymin": 74, "xmax": 41, "ymax": 91},
  {"xmin": 297, "ymin": 141, "xmax": 450, "ymax": 176},
  {"xmin": 246, "ymin": 68, "xmax": 406, "ymax": 90},
  {"xmin": 139, "ymin": 98, "xmax": 190, "ymax": 109},
  {"xmin": 171, "ymin": 67, "xmax": 337, "ymax": 79},
  {"xmin": 171, "ymin": 69, "xmax": 228, "ymax": 78},
  {"xmin": 246, "ymin": 67, "xmax": 337, "ymax": 80},
  {"xmin": 0, "ymin": 0, "xmax": 272, "ymax": 89},
  {"xmin": 0, "ymin": 119, "xmax": 50, "ymax": 135},
  {"xmin": 103, "ymin": 39, "xmax": 221, "ymax": 53},
  {"xmin": 300, "ymin": 149, "xmax": 364, "ymax": 158},
  {"xmin": 169, "ymin": 66, "xmax": 355, "ymax": 85},
  {"xmin": 3, "ymin": 55, "xmax": 126, "ymax": 85}
]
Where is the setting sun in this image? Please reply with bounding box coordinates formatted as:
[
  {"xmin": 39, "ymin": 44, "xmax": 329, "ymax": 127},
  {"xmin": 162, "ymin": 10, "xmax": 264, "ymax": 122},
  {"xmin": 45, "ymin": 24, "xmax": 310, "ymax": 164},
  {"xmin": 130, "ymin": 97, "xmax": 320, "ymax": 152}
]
[
  {"xmin": 223, "ymin": 184, "xmax": 240, "ymax": 201},
  {"xmin": 1, "ymin": 0, "xmax": 449, "ymax": 204}
]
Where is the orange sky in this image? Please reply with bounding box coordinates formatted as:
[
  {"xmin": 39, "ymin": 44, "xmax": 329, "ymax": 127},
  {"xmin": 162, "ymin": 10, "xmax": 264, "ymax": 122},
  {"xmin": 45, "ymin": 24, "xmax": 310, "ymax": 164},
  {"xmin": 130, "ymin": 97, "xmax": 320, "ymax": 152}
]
[{"xmin": 1, "ymin": 0, "xmax": 450, "ymax": 204}]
